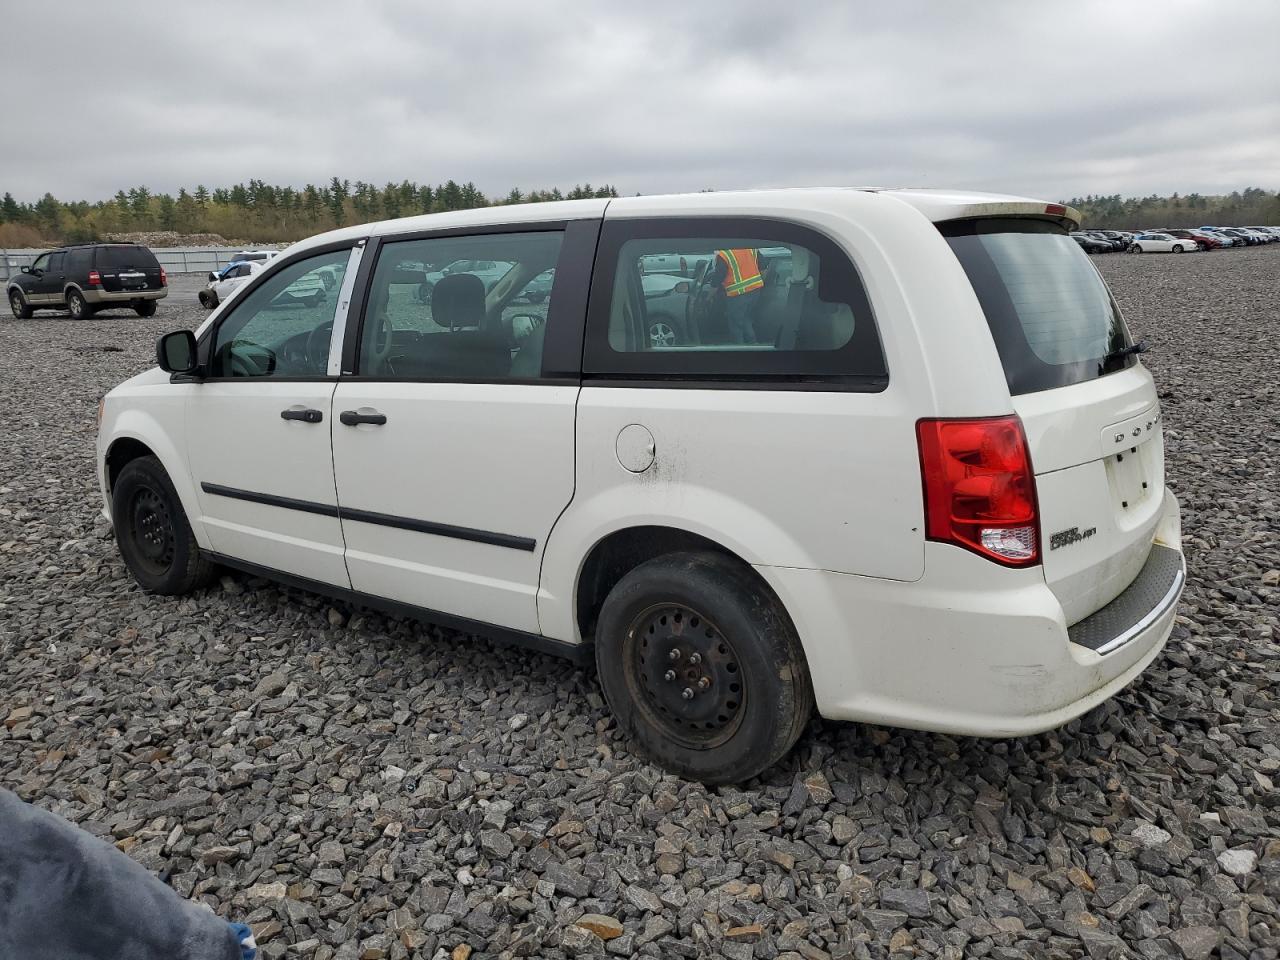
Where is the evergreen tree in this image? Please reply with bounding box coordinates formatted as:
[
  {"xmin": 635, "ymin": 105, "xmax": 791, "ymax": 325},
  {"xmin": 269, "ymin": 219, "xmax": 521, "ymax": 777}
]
[{"xmin": 1, "ymin": 192, "xmax": 22, "ymax": 223}]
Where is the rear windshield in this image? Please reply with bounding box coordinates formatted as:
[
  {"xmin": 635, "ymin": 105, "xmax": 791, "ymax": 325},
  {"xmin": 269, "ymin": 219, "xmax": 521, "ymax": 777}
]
[
  {"xmin": 941, "ymin": 218, "xmax": 1135, "ymax": 395},
  {"xmin": 97, "ymin": 245, "xmax": 159, "ymax": 270}
]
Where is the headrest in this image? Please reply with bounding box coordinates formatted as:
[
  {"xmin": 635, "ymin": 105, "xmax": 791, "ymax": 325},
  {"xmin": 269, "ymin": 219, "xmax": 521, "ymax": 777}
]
[
  {"xmin": 789, "ymin": 247, "xmax": 813, "ymax": 285},
  {"xmin": 433, "ymin": 273, "xmax": 485, "ymax": 330}
]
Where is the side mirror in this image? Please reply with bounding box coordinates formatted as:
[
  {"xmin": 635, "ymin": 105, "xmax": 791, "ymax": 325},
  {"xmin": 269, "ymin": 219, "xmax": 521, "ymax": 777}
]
[
  {"xmin": 208, "ymin": 271, "xmax": 218, "ymax": 282},
  {"xmin": 20, "ymin": 265, "xmax": 32, "ymax": 275},
  {"xmin": 156, "ymin": 330, "xmax": 198, "ymax": 374}
]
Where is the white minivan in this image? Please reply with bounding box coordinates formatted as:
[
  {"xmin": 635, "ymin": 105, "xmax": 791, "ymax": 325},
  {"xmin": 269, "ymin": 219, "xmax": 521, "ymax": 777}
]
[{"xmin": 97, "ymin": 189, "xmax": 1185, "ymax": 783}]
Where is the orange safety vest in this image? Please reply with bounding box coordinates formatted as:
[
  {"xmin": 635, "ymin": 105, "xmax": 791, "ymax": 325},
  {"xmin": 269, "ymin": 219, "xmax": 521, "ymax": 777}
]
[{"xmin": 716, "ymin": 248, "xmax": 764, "ymax": 297}]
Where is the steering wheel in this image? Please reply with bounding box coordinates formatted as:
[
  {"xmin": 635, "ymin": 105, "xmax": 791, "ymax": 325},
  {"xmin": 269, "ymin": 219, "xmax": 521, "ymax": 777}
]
[
  {"xmin": 304, "ymin": 322, "xmax": 333, "ymax": 371},
  {"xmin": 225, "ymin": 339, "xmax": 275, "ymax": 378},
  {"xmin": 366, "ymin": 311, "xmax": 395, "ymax": 373}
]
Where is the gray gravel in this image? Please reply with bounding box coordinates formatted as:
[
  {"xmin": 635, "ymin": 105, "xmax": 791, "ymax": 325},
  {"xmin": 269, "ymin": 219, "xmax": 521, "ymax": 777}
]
[{"xmin": 2, "ymin": 251, "xmax": 1279, "ymax": 960}]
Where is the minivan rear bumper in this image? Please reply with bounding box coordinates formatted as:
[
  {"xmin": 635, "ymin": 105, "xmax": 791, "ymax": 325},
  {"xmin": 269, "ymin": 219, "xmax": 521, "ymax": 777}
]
[{"xmin": 760, "ymin": 489, "xmax": 1183, "ymax": 738}]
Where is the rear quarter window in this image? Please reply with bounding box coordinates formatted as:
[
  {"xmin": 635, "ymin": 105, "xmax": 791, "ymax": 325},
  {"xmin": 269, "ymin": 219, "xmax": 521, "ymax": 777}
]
[
  {"xmin": 941, "ymin": 218, "xmax": 1136, "ymax": 395},
  {"xmin": 584, "ymin": 217, "xmax": 886, "ymax": 388}
]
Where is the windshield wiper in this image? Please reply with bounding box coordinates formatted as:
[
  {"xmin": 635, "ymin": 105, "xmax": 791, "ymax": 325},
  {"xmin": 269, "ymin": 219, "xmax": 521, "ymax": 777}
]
[{"xmin": 1104, "ymin": 340, "xmax": 1147, "ymax": 364}]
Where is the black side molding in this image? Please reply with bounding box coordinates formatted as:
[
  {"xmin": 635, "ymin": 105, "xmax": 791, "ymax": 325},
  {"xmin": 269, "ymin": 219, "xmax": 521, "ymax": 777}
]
[
  {"xmin": 206, "ymin": 552, "xmax": 592, "ymax": 665},
  {"xmin": 339, "ymin": 506, "xmax": 535, "ymax": 551},
  {"xmin": 199, "ymin": 482, "xmax": 535, "ymax": 551},
  {"xmin": 200, "ymin": 482, "xmax": 339, "ymax": 518}
]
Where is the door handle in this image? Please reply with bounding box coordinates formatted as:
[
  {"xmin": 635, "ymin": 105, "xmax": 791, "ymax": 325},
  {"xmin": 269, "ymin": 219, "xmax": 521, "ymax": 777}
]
[
  {"xmin": 280, "ymin": 408, "xmax": 324, "ymax": 423},
  {"xmin": 340, "ymin": 409, "xmax": 387, "ymax": 426}
]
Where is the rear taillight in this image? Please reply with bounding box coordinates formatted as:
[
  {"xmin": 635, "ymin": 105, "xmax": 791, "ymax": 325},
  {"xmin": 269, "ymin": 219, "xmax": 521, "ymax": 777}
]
[
  {"xmin": 160, "ymin": 267, "xmax": 168, "ymax": 287},
  {"xmin": 917, "ymin": 416, "xmax": 1040, "ymax": 567},
  {"xmin": 87, "ymin": 270, "xmax": 101, "ymax": 286}
]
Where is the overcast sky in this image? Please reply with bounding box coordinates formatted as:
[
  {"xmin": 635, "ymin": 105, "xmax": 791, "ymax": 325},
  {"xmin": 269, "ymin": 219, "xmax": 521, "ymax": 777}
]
[{"xmin": 2, "ymin": 0, "xmax": 1277, "ymax": 204}]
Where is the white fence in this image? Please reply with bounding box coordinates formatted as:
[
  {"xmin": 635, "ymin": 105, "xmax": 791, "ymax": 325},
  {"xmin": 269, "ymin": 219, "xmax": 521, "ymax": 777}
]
[{"xmin": 0, "ymin": 246, "xmax": 260, "ymax": 280}]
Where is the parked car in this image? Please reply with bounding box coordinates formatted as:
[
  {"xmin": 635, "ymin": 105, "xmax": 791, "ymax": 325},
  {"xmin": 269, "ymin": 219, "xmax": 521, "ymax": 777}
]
[
  {"xmin": 98, "ymin": 188, "xmax": 1184, "ymax": 783},
  {"xmin": 199, "ymin": 260, "xmax": 265, "ymax": 308},
  {"xmin": 7, "ymin": 242, "xmax": 167, "ymax": 319},
  {"xmin": 1239, "ymin": 228, "xmax": 1277, "ymax": 244},
  {"xmin": 229, "ymin": 250, "xmax": 279, "ymax": 264},
  {"xmin": 1128, "ymin": 232, "xmax": 1195, "ymax": 254},
  {"xmin": 1096, "ymin": 230, "xmax": 1132, "ymax": 250},
  {"xmin": 1195, "ymin": 227, "xmax": 1236, "ymax": 247},
  {"xmin": 1163, "ymin": 229, "xmax": 1217, "ymax": 251},
  {"xmin": 416, "ymin": 259, "xmax": 514, "ymax": 303},
  {"xmin": 519, "ymin": 268, "xmax": 555, "ymax": 304},
  {"xmin": 1070, "ymin": 232, "xmax": 1112, "ymax": 254},
  {"xmin": 639, "ymin": 273, "xmax": 694, "ymax": 346},
  {"xmin": 1222, "ymin": 228, "xmax": 1263, "ymax": 246},
  {"xmin": 1083, "ymin": 230, "xmax": 1124, "ymax": 252}
]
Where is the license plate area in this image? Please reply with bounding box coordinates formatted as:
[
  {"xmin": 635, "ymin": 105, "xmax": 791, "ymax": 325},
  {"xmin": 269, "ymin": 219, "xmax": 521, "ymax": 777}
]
[
  {"xmin": 1106, "ymin": 445, "xmax": 1152, "ymax": 510},
  {"xmin": 119, "ymin": 271, "xmax": 147, "ymax": 289}
]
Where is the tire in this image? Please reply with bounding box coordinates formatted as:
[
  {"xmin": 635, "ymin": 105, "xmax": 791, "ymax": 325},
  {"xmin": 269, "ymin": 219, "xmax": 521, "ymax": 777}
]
[
  {"xmin": 8, "ymin": 289, "xmax": 33, "ymax": 319},
  {"xmin": 595, "ymin": 551, "xmax": 813, "ymax": 784},
  {"xmin": 66, "ymin": 288, "xmax": 95, "ymax": 319},
  {"xmin": 417, "ymin": 281, "xmax": 434, "ymax": 304},
  {"xmin": 134, "ymin": 300, "xmax": 157, "ymax": 317},
  {"xmin": 112, "ymin": 455, "xmax": 214, "ymax": 595},
  {"xmin": 1129, "ymin": 245, "xmax": 1142, "ymax": 254},
  {"xmin": 198, "ymin": 290, "xmax": 216, "ymax": 308},
  {"xmin": 1172, "ymin": 245, "xmax": 1184, "ymax": 254}
]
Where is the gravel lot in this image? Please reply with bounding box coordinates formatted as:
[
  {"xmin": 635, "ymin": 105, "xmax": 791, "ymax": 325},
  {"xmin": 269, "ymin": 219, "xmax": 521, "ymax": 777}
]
[{"xmin": 2, "ymin": 251, "xmax": 1278, "ymax": 960}]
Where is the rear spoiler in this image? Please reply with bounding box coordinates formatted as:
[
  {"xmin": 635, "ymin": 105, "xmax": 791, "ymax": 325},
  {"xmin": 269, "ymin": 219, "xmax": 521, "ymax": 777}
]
[
  {"xmin": 873, "ymin": 190, "xmax": 1082, "ymax": 230},
  {"xmin": 932, "ymin": 200, "xmax": 1081, "ymax": 230}
]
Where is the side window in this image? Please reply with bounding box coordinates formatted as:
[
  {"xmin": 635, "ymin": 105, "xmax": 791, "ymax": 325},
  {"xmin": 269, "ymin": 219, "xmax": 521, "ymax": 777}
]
[
  {"xmin": 358, "ymin": 231, "xmax": 564, "ymax": 381},
  {"xmin": 210, "ymin": 248, "xmax": 351, "ymax": 378},
  {"xmin": 585, "ymin": 219, "xmax": 885, "ymax": 385},
  {"xmin": 46, "ymin": 252, "xmax": 65, "ymax": 273},
  {"xmin": 65, "ymin": 250, "xmax": 89, "ymax": 275},
  {"xmin": 30, "ymin": 253, "xmax": 50, "ymax": 273}
]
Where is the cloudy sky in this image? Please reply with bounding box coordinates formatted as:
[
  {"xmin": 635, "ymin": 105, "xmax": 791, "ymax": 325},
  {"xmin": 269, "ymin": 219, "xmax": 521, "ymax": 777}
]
[{"xmin": 2, "ymin": 0, "xmax": 1277, "ymax": 203}]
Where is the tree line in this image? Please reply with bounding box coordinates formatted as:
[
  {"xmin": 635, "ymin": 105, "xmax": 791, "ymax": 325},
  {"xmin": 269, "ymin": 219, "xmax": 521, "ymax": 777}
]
[
  {"xmin": 0, "ymin": 179, "xmax": 619, "ymax": 246},
  {"xmin": 2, "ymin": 181, "xmax": 1277, "ymax": 246},
  {"xmin": 1067, "ymin": 187, "xmax": 1280, "ymax": 229}
]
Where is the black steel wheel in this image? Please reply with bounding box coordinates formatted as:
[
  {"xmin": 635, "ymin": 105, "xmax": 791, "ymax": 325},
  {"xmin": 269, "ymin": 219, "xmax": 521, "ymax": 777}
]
[
  {"xmin": 112, "ymin": 455, "xmax": 214, "ymax": 594},
  {"xmin": 595, "ymin": 551, "xmax": 813, "ymax": 784},
  {"xmin": 629, "ymin": 603, "xmax": 745, "ymax": 749},
  {"xmin": 126, "ymin": 485, "xmax": 176, "ymax": 578}
]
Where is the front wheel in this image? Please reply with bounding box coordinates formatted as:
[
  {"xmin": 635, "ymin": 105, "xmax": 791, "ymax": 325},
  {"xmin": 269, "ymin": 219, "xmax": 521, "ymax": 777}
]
[
  {"xmin": 9, "ymin": 289, "xmax": 33, "ymax": 319},
  {"xmin": 595, "ymin": 552, "xmax": 813, "ymax": 784},
  {"xmin": 66, "ymin": 289, "xmax": 95, "ymax": 319},
  {"xmin": 112, "ymin": 455, "xmax": 214, "ymax": 594},
  {"xmin": 134, "ymin": 299, "xmax": 157, "ymax": 317},
  {"xmin": 1172, "ymin": 244, "xmax": 1184, "ymax": 254}
]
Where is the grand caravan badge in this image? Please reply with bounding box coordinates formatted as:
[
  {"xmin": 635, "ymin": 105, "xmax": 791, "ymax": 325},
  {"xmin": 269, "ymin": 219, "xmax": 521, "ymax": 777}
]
[{"xmin": 1050, "ymin": 526, "xmax": 1097, "ymax": 551}]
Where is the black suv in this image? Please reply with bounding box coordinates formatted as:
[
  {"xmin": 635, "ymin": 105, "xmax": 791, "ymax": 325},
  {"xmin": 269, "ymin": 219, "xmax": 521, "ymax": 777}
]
[{"xmin": 7, "ymin": 243, "xmax": 168, "ymax": 319}]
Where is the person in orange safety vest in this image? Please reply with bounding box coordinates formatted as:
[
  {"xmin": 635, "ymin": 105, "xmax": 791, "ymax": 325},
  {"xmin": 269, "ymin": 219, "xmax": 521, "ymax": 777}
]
[{"xmin": 711, "ymin": 247, "xmax": 764, "ymax": 343}]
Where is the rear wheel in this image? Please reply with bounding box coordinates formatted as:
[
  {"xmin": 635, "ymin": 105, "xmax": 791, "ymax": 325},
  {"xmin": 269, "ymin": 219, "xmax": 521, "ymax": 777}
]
[
  {"xmin": 9, "ymin": 289, "xmax": 33, "ymax": 319},
  {"xmin": 66, "ymin": 289, "xmax": 94, "ymax": 319},
  {"xmin": 595, "ymin": 552, "xmax": 813, "ymax": 784},
  {"xmin": 112, "ymin": 455, "xmax": 214, "ymax": 595},
  {"xmin": 1172, "ymin": 244, "xmax": 1184, "ymax": 254},
  {"xmin": 1129, "ymin": 245, "xmax": 1142, "ymax": 254},
  {"xmin": 134, "ymin": 300, "xmax": 157, "ymax": 317}
]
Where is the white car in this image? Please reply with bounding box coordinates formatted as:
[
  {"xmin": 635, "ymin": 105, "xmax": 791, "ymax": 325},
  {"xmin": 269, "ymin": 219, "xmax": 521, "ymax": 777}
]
[
  {"xmin": 230, "ymin": 250, "xmax": 279, "ymax": 264},
  {"xmin": 98, "ymin": 188, "xmax": 1184, "ymax": 783},
  {"xmin": 1128, "ymin": 232, "xmax": 1196, "ymax": 254},
  {"xmin": 198, "ymin": 260, "xmax": 265, "ymax": 308}
]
